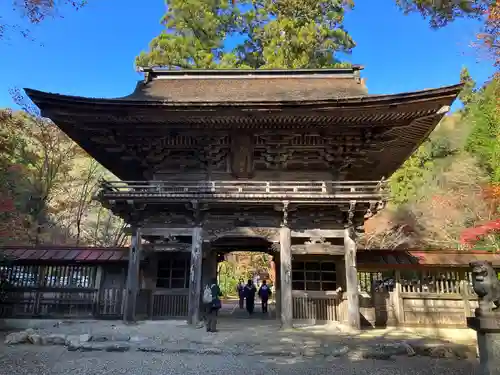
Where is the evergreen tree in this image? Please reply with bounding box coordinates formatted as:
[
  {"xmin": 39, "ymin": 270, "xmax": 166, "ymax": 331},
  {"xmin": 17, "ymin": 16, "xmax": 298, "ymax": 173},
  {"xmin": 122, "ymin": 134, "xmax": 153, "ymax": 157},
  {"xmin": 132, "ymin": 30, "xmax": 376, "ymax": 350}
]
[
  {"xmin": 464, "ymin": 76, "xmax": 500, "ymax": 182},
  {"xmin": 458, "ymin": 67, "xmax": 477, "ymax": 107},
  {"xmin": 395, "ymin": 0, "xmax": 492, "ymax": 28},
  {"xmin": 136, "ymin": 0, "xmax": 355, "ymax": 69},
  {"xmin": 135, "ymin": 0, "xmax": 240, "ymax": 69}
]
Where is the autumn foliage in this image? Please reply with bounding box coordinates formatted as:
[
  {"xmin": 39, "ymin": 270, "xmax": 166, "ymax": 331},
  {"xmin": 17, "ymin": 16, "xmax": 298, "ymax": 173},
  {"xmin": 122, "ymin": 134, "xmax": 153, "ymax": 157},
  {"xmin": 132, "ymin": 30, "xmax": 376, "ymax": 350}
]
[
  {"xmin": 460, "ymin": 184, "xmax": 500, "ymax": 249},
  {"xmin": 0, "ymin": 95, "xmax": 126, "ymax": 247},
  {"xmin": 476, "ymin": 0, "xmax": 500, "ymax": 66}
]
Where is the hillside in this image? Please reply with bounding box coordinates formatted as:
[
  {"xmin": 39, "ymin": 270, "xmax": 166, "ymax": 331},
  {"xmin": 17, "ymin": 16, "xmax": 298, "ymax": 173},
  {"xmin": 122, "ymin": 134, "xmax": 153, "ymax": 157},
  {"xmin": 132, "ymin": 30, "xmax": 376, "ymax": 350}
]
[
  {"xmin": 0, "ymin": 104, "xmax": 125, "ymax": 247},
  {"xmin": 363, "ymin": 73, "xmax": 499, "ymax": 251}
]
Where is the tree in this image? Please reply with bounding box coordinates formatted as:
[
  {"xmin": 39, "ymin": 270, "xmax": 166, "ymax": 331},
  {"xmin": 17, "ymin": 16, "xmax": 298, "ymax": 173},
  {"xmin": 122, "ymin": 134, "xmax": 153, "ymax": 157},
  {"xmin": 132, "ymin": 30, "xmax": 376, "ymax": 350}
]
[
  {"xmin": 395, "ymin": 0, "xmax": 492, "ymax": 28},
  {"xmin": 4, "ymin": 90, "xmax": 79, "ymax": 244},
  {"xmin": 396, "ymin": 0, "xmax": 498, "ymax": 66},
  {"xmin": 87, "ymin": 206, "xmax": 127, "ymax": 247},
  {"xmin": 0, "ymin": 110, "xmax": 32, "ymax": 244},
  {"xmin": 460, "ymin": 219, "xmax": 500, "ymax": 251},
  {"xmin": 55, "ymin": 158, "xmax": 100, "ymax": 245},
  {"xmin": 475, "ymin": 1, "xmax": 499, "ymax": 66},
  {"xmin": 136, "ymin": 0, "xmax": 355, "ymax": 69},
  {"xmin": 136, "ymin": 0, "xmax": 240, "ymax": 69},
  {"xmin": 234, "ymin": 0, "xmax": 355, "ymax": 69},
  {"xmin": 1, "ymin": 1, "xmax": 86, "ymax": 41},
  {"xmin": 398, "ymin": 154, "xmax": 497, "ymax": 249},
  {"xmin": 464, "ymin": 76, "xmax": 500, "ymax": 182},
  {"xmin": 458, "ymin": 67, "xmax": 477, "ymax": 107}
]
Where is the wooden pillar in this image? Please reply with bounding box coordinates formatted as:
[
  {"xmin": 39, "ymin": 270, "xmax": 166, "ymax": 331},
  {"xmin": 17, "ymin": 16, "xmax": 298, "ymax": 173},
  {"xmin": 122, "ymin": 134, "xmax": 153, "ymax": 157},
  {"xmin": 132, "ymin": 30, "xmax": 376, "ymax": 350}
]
[
  {"xmin": 280, "ymin": 226, "xmax": 293, "ymax": 329},
  {"xmin": 93, "ymin": 266, "xmax": 104, "ymax": 317},
  {"xmin": 274, "ymin": 251, "xmax": 281, "ymax": 321},
  {"xmin": 393, "ymin": 269, "xmax": 403, "ymax": 325},
  {"xmin": 344, "ymin": 226, "xmax": 360, "ymax": 330},
  {"xmin": 188, "ymin": 226, "xmax": 203, "ymax": 325},
  {"xmin": 34, "ymin": 265, "xmax": 47, "ymax": 315},
  {"xmin": 202, "ymin": 245, "xmax": 217, "ymax": 289},
  {"xmin": 124, "ymin": 226, "xmax": 142, "ymax": 323}
]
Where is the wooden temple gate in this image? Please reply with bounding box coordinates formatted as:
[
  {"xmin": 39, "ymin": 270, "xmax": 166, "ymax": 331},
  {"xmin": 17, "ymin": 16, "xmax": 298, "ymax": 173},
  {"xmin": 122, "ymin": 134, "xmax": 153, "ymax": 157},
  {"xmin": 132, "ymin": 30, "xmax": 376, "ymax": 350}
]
[
  {"xmin": 1, "ymin": 246, "xmax": 495, "ymax": 328},
  {"xmin": 24, "ymin": 66, "xmax": 463, "ymax": 329}
]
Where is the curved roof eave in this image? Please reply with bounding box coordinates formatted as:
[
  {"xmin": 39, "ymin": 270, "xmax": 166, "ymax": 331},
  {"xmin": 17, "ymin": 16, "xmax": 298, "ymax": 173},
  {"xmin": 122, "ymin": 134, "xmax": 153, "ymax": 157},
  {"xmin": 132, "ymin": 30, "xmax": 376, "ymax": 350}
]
[{"xmin": 24, "ymin": 83, "xmax": 463, "ymax": 110}]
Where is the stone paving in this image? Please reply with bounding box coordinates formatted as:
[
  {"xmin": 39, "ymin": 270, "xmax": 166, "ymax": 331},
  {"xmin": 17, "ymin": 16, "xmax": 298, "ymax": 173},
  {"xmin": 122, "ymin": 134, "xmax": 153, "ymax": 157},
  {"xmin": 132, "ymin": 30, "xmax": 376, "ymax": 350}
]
[
  {"xmin": 0, "ymin": 342, "xmax": 479, "ymax": 375},
  {"xmin": 1, "ymin": 318, "xmax": 478, "ymax": 362}
]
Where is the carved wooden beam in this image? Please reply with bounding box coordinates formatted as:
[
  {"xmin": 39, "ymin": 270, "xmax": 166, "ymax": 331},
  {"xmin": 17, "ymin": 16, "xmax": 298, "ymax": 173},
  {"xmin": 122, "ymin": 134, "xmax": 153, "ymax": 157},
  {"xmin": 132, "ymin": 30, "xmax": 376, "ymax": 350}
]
[
  {"xmin": 291, "ymin": 244, "xmax": 344, "ymax": 255},
  {"xmin": 132, "ymin": 226, "xmax": 348, "ymax": 239},
  {"xmin": 143, "ymin": 243, "xmax": 191, "ymax": 252}
]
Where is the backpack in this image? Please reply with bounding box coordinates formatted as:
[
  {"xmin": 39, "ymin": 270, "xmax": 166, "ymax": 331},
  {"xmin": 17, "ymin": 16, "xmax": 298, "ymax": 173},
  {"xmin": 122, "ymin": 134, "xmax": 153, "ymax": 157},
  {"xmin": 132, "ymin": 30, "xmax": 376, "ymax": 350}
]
[{"xmin": 203, "ymin": 284, "xmax": 213, "ymax": 304}]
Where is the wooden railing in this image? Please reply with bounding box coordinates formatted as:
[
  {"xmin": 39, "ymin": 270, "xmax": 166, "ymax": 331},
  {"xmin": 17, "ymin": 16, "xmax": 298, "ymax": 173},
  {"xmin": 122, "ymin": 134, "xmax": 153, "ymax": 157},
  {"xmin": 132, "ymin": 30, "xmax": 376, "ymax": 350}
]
[
  {"xmin": 152, "ymin": 289, "xmax": 189, "ymax": 318},
  {"xmin": 99, "ymin": 180, "xmax": 386, "ymax": 200},
  {"xmin": 0, "ymin": 287, "xmax": 154, "ymax": 319},
  {"xmin": 292, "ymin": 290, "xmax": 343, "ymax": 322}
]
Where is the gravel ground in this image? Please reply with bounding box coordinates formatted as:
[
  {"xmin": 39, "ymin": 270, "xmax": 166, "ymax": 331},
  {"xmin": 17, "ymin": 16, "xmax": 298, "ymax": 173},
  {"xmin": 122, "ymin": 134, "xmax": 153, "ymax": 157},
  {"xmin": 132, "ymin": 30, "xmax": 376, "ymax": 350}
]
[{"xmin": 0, "ymin": 345, "xmax": 479, "ymax": 375}]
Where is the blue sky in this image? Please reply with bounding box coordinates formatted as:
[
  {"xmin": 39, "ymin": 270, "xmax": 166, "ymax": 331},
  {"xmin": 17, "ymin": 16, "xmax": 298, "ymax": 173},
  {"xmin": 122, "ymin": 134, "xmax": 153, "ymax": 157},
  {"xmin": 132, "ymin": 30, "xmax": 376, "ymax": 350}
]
[{"xmin": 0, "ymin": 0, "xmax": 496, "ymax": 110}]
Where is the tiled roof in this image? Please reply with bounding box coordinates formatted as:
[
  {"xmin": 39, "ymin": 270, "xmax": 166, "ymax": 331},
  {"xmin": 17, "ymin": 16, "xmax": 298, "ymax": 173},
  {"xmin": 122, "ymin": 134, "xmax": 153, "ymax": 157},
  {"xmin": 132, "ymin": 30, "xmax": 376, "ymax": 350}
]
[
  {"xmin": 3, "ymin": 247, "xmax": 496, "ymax": 267},
  {"xmin": 357, "ymin": 250, "xmax": 500, "ymax": 268},
  {"xmin": 0, "ymin": 246, "xmax": 128, "ymax": 262}
]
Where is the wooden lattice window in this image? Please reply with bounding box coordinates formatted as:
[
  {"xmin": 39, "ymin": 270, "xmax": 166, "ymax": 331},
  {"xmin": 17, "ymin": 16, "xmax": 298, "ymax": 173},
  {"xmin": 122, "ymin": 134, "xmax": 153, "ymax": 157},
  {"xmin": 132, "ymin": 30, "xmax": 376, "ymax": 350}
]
[
  {"xmin": 358, "ymin": 271, "xmax": 396, "ymax": 293},
  {"xmin": 0, "ymin": 264, "xmax": 97, "ymax": 288},
  {"xmin": 400, "ymin": 269, "xmax": 462, "ymax": 294},
  {"xmin": 156, "ymin": 259, "xmax": 189, "ymax": 289},
  {"xmin": 291, "ymin": 261, "xmax": 336, "ymax": 291}
]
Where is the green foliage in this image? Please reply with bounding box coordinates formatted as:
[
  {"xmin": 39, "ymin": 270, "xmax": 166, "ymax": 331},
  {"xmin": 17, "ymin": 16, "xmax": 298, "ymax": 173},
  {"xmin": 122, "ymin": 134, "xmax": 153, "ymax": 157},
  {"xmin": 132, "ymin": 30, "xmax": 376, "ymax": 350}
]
[
  {"xmin": 458, "ymin": 67, "xmax": 477, "ymax": 107},
  {"xmin": 464, "ymin": 76, "xmax": 500, "ymax": 182},
  {"xmin": 388, "ymin": 131, "xmax": 457, "ymax": 206},
  {"xmin": 395, "ymin": 0, "xmax": 491, "ymax": 28},
  {"xmin": 135, "ymin": 0, "xmax": 239, "ymax": 69},
  {"xmin": 136, "ymin": 0, "xmax": 354, "ymax": 69},
  {"xmin": 218, "ymin": 261, "xmax": 240, "ymax": 296},
  {"xmin": 383, "ymin": 71, "xmax": 499, "ymax": 250}
]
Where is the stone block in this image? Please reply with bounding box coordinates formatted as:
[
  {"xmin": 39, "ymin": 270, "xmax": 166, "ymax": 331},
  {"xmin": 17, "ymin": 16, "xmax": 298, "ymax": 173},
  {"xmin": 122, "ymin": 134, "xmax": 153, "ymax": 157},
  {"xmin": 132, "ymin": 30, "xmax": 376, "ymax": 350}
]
[
  {"xmin": 27, "ymin": 333, "xmax": 43, "ymax": 345},
  {"xmin": 467, "ymin": 316, "xmax": 500, "ymax": 375},
  {"xmin": 4, "ymin": 330, "xmax": 30, "ymax": 345},
  {"xmin": 43, "ymin": 334, "xmax": 67, "ymax": 346},
  {"xmin": 79, "ymin": 334, "xmax": 92, "ymax": 343},
  {"xmin": 111, "ymin": 333, "xmax": 131, "ymax": 342}
]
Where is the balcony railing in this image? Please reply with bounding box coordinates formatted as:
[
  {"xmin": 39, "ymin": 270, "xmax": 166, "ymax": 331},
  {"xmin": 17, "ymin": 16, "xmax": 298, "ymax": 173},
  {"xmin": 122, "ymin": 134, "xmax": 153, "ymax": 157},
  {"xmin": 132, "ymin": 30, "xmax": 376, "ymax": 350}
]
[{"xmin": 98, "ymin": 180, "xmax": 386, "ymax": 202}]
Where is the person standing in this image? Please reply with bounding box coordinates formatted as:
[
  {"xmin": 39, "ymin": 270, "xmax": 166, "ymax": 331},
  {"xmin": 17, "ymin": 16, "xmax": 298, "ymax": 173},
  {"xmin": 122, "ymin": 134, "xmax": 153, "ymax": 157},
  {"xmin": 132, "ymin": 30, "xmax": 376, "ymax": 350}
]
[
  {"xmin": 244, "ymin": 279, "xmax": 257, "ymax": 316},
  {"xmin": 258, "ymin": 280, "xmax": 272, "ymax": 314},
  {"xmin": 204, "ymin": 277, "xmax": 222, "ymax": 332},
  {"xmin": 236, "ymin": 279, "xmax": 245, "ymax": 309}
]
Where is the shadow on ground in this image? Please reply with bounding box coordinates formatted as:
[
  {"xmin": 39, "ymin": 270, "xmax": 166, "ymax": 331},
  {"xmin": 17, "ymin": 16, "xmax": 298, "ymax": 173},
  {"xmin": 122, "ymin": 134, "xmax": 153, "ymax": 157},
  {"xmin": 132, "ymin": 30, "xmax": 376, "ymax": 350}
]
[{"xmin": 0, "ymin": 317, "xmax": 479, "ymax": 375}]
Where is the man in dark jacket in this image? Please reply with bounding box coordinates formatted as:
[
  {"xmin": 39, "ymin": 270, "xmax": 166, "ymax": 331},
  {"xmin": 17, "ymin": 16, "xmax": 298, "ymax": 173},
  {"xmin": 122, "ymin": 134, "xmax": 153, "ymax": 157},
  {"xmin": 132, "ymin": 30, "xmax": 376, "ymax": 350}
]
[
  {"xmin": 244, "ymin": 279, "xmax": 257, "ymax": 315},
  {"xmin": 258, "ymin": 280, "xmax": 272, "ymax": 314},
  {"xmin": 236, "ymin": 279, "xmax": 245, "ymax": 309},
  {"xmin": 205, "ymin": 277, "xmax": 222, "ymax": 332}
]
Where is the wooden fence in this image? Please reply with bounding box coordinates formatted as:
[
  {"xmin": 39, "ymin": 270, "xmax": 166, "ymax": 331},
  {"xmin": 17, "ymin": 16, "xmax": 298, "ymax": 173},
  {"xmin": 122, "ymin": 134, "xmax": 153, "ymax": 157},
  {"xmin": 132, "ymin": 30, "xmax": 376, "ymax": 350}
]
[
  {"xmin": 0, "ymin": 287, "xmax": 189, "ymax": 320},
  {"xmin": 0, "ymin": 263, "xmax": 189, "ymax": 320},
  {"xmin": 290, "ymin": 269, "xmax": 478, "ymax": 328},
  {"xmin": 0, "ymin": 262, "xmax": 480, "ymax": 327}
]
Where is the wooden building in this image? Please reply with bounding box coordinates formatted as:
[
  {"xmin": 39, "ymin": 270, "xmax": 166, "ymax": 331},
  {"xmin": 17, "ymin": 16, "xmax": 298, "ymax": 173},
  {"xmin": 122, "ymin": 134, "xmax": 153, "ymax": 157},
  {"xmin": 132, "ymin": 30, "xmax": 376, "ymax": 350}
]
[
  {"xmin": 24, "ymin": 67, "xmax": 462, "ymax": 329},
  {"xmin": 1, "ymin": 246, "xmax": 496, "ymax": 328}
]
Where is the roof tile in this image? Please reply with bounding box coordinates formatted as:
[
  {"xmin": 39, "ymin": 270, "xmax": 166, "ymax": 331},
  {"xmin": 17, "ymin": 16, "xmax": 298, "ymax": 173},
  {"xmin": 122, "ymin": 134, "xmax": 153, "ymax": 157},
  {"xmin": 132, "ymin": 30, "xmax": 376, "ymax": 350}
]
[
  {"xmin": 85, "ymin": 250, "xmax": 103, "ymax": 261},
  {"xmin": 97, "ymin": 251, "xmax": 113, "ymax": 261},
  {"xmin": 0, "ymin": 246, "xmax": 129, "ymax": 263},
  {"xmin": 51, "ymin": 250, "xmax": 71, "ymax": 260},
  {"xmin": 64, "ymin": 250, "xmax": 81, "ymax": 261}
]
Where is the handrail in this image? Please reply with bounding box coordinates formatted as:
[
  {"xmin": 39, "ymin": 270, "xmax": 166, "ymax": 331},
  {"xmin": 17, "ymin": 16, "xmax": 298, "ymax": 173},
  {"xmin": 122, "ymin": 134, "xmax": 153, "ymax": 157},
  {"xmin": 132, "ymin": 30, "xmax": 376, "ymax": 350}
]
[{"xmin": 99, "ymin": 180, "xmax": 387, "ymax": 197}]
